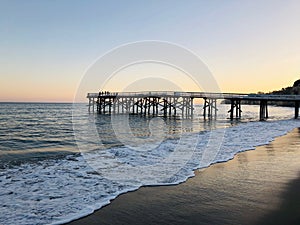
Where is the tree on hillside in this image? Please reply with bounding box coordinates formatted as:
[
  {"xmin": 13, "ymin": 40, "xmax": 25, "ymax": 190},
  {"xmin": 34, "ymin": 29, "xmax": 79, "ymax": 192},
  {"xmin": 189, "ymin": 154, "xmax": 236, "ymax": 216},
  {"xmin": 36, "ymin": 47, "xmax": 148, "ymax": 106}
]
[
  {"xmin": 293, "ymin": 79, "xmax": 300, "ymax": 87},
  {"xmin": 292, "ymin": 79, "xmax": 300, "ymax": 94},
  {"xmin": 268, "ymin": 79, "xmax": 300, "ymax": 95}
]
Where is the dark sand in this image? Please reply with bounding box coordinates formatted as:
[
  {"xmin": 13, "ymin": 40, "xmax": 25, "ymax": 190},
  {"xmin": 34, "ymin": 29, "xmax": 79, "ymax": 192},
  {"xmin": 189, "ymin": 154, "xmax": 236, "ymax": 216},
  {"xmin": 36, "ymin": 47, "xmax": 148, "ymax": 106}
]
[{"xmin": 68, "ymin": 128, "xmax": 300, "ymax": 225}]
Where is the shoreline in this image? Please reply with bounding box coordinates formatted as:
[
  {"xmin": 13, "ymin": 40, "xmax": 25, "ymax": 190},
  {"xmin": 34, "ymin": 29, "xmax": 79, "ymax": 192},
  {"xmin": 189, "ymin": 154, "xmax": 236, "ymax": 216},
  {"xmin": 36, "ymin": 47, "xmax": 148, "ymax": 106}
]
[{"xmin": 67, "ymin": 127, "xmax": 300, "ymax": 225}]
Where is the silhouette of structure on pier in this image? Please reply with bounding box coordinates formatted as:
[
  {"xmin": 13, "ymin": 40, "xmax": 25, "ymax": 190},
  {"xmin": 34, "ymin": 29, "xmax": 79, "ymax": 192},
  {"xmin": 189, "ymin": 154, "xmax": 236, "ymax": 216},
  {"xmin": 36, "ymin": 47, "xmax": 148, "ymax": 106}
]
[{"xmin": 87, "ymin": 91, "xmax": 300, "ymax": 121}]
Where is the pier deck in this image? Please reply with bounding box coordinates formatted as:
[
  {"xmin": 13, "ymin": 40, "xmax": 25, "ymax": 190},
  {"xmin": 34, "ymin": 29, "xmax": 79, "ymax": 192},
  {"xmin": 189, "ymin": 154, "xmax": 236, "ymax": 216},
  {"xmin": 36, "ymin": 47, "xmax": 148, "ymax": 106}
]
[{"xmin": 87, "ymin": 91, "xmax": 300, "ymax": 120}]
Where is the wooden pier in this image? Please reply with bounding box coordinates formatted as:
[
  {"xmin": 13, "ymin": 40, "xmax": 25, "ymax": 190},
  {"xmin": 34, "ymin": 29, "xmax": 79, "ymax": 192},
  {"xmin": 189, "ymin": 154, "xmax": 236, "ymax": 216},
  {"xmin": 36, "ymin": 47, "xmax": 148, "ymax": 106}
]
[{"xmin": 87, "ymin": 91, "xmax": 300, "ymax": 121}]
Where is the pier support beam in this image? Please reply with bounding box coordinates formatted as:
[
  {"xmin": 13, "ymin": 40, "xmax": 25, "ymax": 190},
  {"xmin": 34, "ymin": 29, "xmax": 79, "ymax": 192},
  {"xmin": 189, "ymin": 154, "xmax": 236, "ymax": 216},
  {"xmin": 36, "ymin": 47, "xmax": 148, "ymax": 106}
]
[
  {"xmin": 89, "ymin": 97, "xmax": 96, "ymax": 113},
  {"xmin": 191, "ymin": 97, "xmax": 194, "ymax": 117},
  {"xmin": 228, "ymin": 99, "xmax": 242, "ymax": 120},
  {"xmin": 203, "ymin": 98, "xmax": 218, "ymax": 119},
  {"xmin": 88, "ymin": 98, "xmax": 91, "ymax": 112},
  {"xmin": 259, "ymin": 100, "xmax": 269, "ymax": 121},
  {"xmin": 96, "ymin": 94, "xmax": 116, "ymax": 114},
  {"xmin": 295, "ymin": 101, "xmax": 299, "ymax": 119}
]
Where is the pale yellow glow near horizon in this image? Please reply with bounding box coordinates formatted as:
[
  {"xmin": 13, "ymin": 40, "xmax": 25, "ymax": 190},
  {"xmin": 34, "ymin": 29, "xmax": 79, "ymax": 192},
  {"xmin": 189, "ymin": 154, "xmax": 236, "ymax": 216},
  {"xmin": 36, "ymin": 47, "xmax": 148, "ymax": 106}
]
[
  {"xmin": 1, "ymin": 60, "xmax": 299, "ymax": 102},
  {"xmin": 0, "ymin": 73, "xmax": 78, "ymax": 102},
  {"xmin": 209, "ymin": 58, "xmax": 299, "ymax": 94}
]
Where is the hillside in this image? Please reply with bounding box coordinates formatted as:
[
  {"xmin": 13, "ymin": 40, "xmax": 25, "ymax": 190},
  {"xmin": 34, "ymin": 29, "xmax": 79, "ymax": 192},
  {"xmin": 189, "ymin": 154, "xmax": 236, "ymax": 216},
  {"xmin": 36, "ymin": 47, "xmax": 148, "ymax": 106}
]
[
  {"xmin": 222, "ymin": 79, "xmax": 300, "ymax": 106},
  {"xmin": 268, "ymin": 79, "xmax": 300, "ymax": 95}
]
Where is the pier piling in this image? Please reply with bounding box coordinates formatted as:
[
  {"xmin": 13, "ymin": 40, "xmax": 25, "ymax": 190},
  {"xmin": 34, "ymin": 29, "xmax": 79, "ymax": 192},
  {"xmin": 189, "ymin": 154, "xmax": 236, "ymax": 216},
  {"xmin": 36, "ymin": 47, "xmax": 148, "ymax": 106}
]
[
  {"xmin": 295, "ymin": 101, "xmax": 299, "ymax": 119},
  {"xmin": 259, "ymin": 100, "xmax": 268, "ymax": 121},
  {"xmin": 228, "ymin": 99, "xmax": 242, "ymax": 120}
]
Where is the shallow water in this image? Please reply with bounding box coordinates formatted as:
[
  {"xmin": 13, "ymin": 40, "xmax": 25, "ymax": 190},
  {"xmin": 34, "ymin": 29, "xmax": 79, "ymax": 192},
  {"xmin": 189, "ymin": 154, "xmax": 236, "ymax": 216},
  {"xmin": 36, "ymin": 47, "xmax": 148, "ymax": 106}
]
[{"xmin": 0, "ymin": 103, "xmax": 299, "ymax": 224}]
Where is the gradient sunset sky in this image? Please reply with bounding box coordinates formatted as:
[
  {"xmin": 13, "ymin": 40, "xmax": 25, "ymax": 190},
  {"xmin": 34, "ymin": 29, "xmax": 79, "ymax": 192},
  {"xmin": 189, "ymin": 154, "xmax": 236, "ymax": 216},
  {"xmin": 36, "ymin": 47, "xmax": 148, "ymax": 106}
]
[{"xmin": 1, "ymin": 0, "xmax": 299, "ymax": 102}]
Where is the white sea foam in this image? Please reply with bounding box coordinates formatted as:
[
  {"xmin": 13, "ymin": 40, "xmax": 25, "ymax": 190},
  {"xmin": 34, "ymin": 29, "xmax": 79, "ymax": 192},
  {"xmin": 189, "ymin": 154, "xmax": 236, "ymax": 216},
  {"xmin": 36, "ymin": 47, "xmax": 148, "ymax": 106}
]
[{"xmin": 0, "ymin": 119, "xmax": 299, "ymax": 224}]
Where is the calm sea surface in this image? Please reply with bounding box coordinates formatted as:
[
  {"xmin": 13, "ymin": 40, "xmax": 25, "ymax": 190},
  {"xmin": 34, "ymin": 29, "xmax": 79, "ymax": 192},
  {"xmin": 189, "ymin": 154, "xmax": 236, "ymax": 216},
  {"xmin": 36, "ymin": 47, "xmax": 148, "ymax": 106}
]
[{"xmin": 0, "ymin": 103, "xmax": 299, "ymax": 224}]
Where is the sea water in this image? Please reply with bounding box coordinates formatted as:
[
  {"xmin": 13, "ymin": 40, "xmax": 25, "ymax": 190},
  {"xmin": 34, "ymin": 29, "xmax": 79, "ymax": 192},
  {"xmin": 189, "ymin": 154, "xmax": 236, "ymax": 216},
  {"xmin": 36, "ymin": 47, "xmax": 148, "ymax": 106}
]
[{"xmin": 0, "ymin": 103, "xmax": 299, "ymax": 224}]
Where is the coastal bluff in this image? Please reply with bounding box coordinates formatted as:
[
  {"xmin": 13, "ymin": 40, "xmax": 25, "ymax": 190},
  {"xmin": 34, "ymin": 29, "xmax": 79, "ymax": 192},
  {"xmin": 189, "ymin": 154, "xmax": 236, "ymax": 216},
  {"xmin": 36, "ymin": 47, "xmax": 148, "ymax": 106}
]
[{"xmin": 222, "ymin": 79, "xmax": 300, "ymax": 107}]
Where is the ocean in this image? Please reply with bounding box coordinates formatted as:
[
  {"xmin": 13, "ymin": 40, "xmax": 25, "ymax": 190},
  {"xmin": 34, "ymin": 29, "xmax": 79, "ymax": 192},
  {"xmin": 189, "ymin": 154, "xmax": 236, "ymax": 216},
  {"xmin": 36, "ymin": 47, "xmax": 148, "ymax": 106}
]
[{"xmin": 0, "ymin": 103, "xmax": 299, "ymax": 224}]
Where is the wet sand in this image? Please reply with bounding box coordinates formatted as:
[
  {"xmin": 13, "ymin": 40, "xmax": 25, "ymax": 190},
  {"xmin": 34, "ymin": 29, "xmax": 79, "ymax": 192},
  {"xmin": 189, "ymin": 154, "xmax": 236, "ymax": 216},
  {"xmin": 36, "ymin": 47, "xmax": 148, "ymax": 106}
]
[{"xmin": 68, "ymin": 128, "xmax": 300, "ymax": 225}]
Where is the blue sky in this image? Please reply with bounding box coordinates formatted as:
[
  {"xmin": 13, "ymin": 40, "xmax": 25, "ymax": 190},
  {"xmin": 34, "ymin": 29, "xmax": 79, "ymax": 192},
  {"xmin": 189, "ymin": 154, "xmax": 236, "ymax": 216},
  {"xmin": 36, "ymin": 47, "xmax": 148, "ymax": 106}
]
[{"xmin": 1, "ymin": 0, "xmax": 299, "ymax": 102}]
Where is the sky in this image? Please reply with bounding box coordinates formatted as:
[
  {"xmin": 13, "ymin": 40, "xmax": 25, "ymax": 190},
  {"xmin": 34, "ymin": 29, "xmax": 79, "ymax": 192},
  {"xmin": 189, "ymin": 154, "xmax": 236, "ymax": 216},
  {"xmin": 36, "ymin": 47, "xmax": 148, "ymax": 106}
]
[{"xmin": 0, "ymin": 0, "xmax": 299, "ymax": 102}]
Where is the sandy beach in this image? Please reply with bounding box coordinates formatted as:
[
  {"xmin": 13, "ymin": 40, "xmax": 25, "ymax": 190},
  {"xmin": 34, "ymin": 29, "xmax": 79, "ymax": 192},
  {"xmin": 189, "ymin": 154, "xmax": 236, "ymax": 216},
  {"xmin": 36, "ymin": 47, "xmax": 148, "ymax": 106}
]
[{"xmin": 68, "ymin": 128, "xmax": 300, "ymax": 225}]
